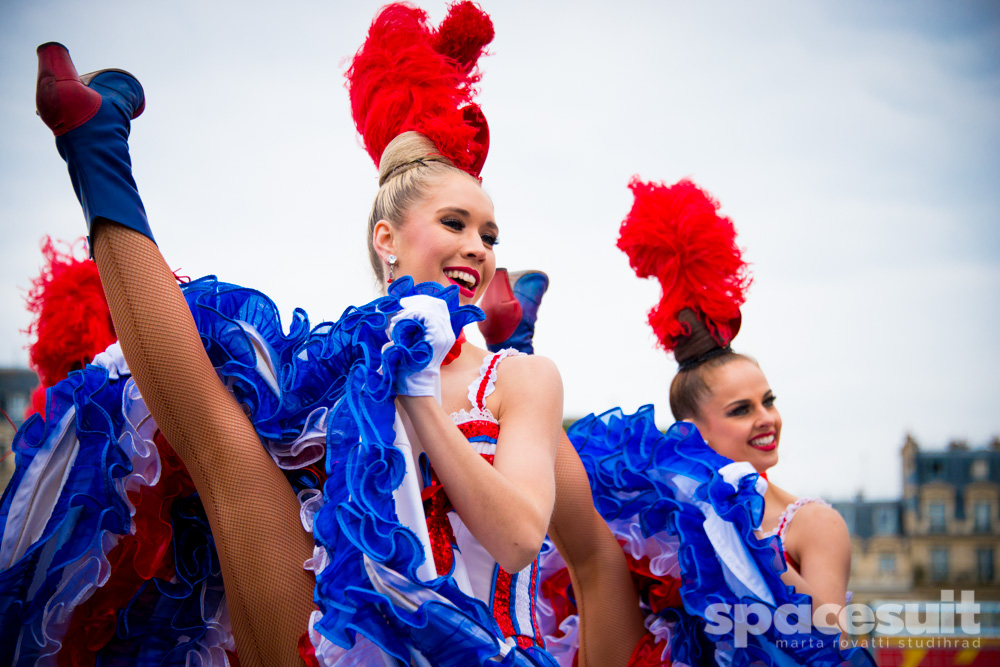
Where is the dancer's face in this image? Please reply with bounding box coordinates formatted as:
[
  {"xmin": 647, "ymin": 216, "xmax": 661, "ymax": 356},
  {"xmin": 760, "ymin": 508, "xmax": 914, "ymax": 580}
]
[
  {"xmin": 691, "ymin": 359, "xmax": 782, "ymax": 473},
  {"xmin": 378, "ymin": 171, "xmax": 497, "ymax": 304}
]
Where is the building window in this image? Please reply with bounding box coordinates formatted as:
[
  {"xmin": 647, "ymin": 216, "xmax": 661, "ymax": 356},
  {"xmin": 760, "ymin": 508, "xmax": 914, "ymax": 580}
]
[
  {"xmin": 978, "ymin": 548, "xmax": 994, "ymax": 583},
  {"xmin": 974, "ymin": 501, "xmax": 992, "ymax": 533},
  {"xmin": 928, "ymin": 501, "xmax": 947, "ymax": 533},
  {"xmin": 879, "ymin": 554, "xmax": 896, "ymax": 574},
  {"xmin": 972, "ymin": 459, "xmax": 989, "ymax": 480},
  {"xmin": 931, "ymin": 547, "xmax": 949, "ymax": 582},
  {"xmin": 841, "ymin": 507, "xmax": 855, "ymax": 534},
  {"xmin": 3, "ymin": 392, "xmax": 28, "ymax": 427},
  {"xmin": 876, "ymin": 506, "xmax": 898, "ymax": 535}
]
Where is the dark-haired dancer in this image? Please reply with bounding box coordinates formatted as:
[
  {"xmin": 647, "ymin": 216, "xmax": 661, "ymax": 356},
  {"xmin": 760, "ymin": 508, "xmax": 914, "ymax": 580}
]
[
  {"xmin": 560, "ymin": 177, "xmax": 872, "ymax": 666},
  {"xmin": 618, "ymin": 177, "xmax": 852, "ymax": 620}
]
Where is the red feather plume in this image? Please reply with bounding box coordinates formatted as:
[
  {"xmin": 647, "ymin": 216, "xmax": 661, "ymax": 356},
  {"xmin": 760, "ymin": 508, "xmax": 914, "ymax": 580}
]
[
  {"xmin": 346, "ymin": 1, "xmax": 494, "ymax": 176},
  {"xmin": 617, "ymin": 177, "xmax": 751, "ymax": 353},
  {"xmin": 23, "ymin": 237, "xmax": 117, "ymax": 416},
  {"xmin": 433, "ymin": 0, "xmax": 494, "ymax": 73}
]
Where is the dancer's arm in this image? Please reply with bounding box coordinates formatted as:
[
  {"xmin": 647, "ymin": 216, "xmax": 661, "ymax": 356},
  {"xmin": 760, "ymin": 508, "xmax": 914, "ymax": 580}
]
[
  {"xmin": 396, "ymin": 354, "xmax": 560, "ymax": 572},
  {"xmin": 91, "ymin": 222, "xmax": 315, "ymax": 667},
  {"xmin": 780, "ymin": 503, "xmax": 851, "ymax": 626}
]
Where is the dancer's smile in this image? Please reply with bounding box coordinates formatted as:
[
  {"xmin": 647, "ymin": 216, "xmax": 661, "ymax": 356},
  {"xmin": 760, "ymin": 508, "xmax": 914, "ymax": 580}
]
[
  {"xmin": 377, "ymin": 171, "xmax": 497, "ymax": 304},
  {"xmin": 748, "ymin": 432, "xmax": 777, "ymax": 450},
  {"xmin": 444, "ymin": 266, "xmax": 480, "ymax": 296},
  {"xmin": 691, "ymin": 358, "xmax": 782, "ymax": 472}
]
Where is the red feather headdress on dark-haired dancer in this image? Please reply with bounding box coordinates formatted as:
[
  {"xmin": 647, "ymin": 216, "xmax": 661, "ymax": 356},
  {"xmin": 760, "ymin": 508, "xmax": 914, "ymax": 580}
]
[{"xmin": 618, "ymin": 176, "xmax": 752, "ymax": 366}]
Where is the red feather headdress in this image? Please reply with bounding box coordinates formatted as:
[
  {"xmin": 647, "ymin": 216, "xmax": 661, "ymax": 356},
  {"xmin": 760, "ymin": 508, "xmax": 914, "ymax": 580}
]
[
  {"xmin": 617, "ymin": 177, "xmax": 751, "ymax": 357},
  {"xmin": 346, "ymin": 1, "xmax": 494, "ymax": 177},
  {"xmin": 23, "ymin": 237, "xmax": 117, "ymax": 416}
]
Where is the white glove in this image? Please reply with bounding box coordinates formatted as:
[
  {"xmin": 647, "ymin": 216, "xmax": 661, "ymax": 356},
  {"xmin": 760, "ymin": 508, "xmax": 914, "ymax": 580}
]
[
  {"xmin": 92, "ymin": 341, "xmax": 130, "ymax": 380},
  {"xmin": 387, "ymin": 294, "xmax": 456, "ymax": 397}
]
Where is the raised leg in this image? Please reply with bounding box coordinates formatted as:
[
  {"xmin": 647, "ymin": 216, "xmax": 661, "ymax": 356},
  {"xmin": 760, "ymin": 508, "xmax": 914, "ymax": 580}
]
[
  {"xmin": 549, "ymin": 432, "xmax": 645, "ymax": 666},
  {"xmin": 38, "ymin": 43, "xmax": 315, "ymax": 666}
]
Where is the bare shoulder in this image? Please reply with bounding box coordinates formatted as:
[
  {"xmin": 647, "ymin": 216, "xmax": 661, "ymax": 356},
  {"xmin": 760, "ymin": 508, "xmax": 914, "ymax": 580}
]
[
  {"xmin": 789, "ymin": 502, "xmax": 850, "ymax": 545},
  {"xmin": 493, "ymin": 353, "xmax": 563, "ymax": 410},
  {"xmin": 497, "ymin": 353, "xmax": 561, "ymax": 383}
]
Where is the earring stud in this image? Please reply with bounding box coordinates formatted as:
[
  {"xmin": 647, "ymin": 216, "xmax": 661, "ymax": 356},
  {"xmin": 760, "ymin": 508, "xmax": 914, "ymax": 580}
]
[{"xmin": 387, "ymin": 254, "xmax": 397, "ymax": 281}]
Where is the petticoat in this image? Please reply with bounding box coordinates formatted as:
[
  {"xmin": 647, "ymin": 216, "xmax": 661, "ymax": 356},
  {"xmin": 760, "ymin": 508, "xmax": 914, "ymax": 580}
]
[
  {"xmin": 533, "ymin": 405, "xmax": 875, "ymax": 666},
  {"xmin": 0, "ymin": 275, "xmax": 555, "ymax": 666},
  {"xmin": 1, "ymin": 275, "xmax": 873, "ymax": 666}
]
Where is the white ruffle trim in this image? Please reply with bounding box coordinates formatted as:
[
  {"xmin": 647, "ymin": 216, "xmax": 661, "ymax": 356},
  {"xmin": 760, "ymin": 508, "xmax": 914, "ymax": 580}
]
[
  {"xmin": 758, "ymin": 496, "xmax": 832, "ymax": 540},
  {"xmin": 466, "ymin": 349, "xmax": 520, "ymax": 408},
  {"xmin": 609, "ymin": 518, "xmax": 682, "ymax": 579},
  {"xmin": 534, "ymin": 541, "xmax": 579, "ymax": 667},
  {"xmin": 308, "ymin": 611, "xmax": 389, "ymax": 666},
  {"xmin": 267, "ymin": 406, "xmax": 329, "ymax": 470}
]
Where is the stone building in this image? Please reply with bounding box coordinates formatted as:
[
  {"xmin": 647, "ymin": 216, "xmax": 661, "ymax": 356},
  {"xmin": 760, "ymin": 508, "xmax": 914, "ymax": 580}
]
[
  {"xmin": 0, "ymin": 367, "xmax": 38, "ymax": 491},
  {"xmin": 831, "ymin": 435, "xmax": 1000, "ymax": 606}
]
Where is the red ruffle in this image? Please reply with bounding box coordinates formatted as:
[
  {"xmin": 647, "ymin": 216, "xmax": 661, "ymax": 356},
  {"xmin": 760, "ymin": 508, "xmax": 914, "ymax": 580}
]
[
  {"xmin": 623, "ymin": 550, "xmax": 683, "ymax": 614},
  {"xmin": 58, "ymin": 431, "xmax": 197, "ymax": 666},
  {"xmin": 298, "ymin": 632, "xmax": 320, "ymax": 667},
  {"xmin": 627, "ymin": 632, "xmax": 671, "ymax": 666},
  {"xmin": 539, "ymin": 566, "xmax": 576, "ymax": 630}
]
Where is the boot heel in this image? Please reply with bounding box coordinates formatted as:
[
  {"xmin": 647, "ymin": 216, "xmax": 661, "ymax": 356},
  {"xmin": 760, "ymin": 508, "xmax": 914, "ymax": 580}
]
[
  {"xmin": 36, "ymin": 43, "xmax": 153, "ymax": 243},
  {"xmin": 36, "ymin": 44, "xmax": 145, "ymax": 136},
  {"xmin": 478, "ymin": 268, "xmax": 523, "ymax": 346},
  {"xmin": 36, "ymin": 42, "xmax": 101, "ymax": 136}
]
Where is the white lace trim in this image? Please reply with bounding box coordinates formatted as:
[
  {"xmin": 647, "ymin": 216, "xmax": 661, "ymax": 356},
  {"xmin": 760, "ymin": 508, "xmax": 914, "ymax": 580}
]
[
  {"xmin": 466, "ymin": 348, "xmax": 521, "ymax": 409},
  {"xmin": 759, "ymin": 497, "xmax": 831, "ymax": 540},
  {"xmin": 449, "ymin": 406, "xmax": 498, "ymax": 426}
]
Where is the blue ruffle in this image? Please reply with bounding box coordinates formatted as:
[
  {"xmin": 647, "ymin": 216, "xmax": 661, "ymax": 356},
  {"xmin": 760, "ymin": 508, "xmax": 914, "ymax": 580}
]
[
  {"xmin": 2, "ymin": 275, "xmax": 558, "ymax": 666},
  {"xmin": 0, "ymin": 369, "xmax": 131, "ymax": 665},
  {"xmin": 568, "ymin": 405, "xmax": 875, "ymax": 667},
  {"xmin": 98, "ymin": 495, "xmax": 226, "ymax": 666},
  {"xmin": 184, "ymin": 275, "xmax": 555, "ymax": 664},
  {"xmin": 0, "ymin": 368, "xmax": 226, "ymax": 667},
  {"xmin": 306, "ymin": 278, "xmax": 555, "ymax": 666}
]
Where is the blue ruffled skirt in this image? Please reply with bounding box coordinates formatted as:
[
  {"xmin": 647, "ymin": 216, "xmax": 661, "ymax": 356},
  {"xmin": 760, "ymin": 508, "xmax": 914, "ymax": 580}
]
[
  {"xmin": 561, "ymin": 406, "xmax": 875, "ymax": 667},
  {"xmin": 1, "ymin": 275, "xmax": 555, "ymax": 666},
  {"xmin": 1, "ymin": 275, "xmax": 872, "ymax": 666}
]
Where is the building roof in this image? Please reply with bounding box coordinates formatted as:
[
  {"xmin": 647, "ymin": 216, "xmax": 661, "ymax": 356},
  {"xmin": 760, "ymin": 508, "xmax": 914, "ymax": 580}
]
[{"xmin": 831, "ymin": 498, "xmax": 905, "ymax": 539}]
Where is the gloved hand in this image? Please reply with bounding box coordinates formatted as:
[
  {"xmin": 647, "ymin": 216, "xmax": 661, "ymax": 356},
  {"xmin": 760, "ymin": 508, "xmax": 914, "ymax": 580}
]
[
  {"xmin": 387, "ymin": 294, "xmax": 456, "ymax": 397},
  {"xmin": 92, "ymin": 341, "xmax": 131, "ymax": 380}
]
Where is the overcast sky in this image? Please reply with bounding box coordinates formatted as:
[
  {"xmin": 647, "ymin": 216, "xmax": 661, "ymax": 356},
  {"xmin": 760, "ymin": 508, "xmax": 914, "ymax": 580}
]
[{"xmin": 1, "ymin": 0, "xmax": 998, "ymax": 501}]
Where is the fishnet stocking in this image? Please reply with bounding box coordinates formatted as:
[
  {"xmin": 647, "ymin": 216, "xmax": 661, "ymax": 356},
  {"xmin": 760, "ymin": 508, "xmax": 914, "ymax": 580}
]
[
  {"xmin": 550, "ymin": 432, "xmax": 646, "ymax": 666},
  {"xmin": 92, "ymin": 222, "xmax": 315, "ymax": 667}
]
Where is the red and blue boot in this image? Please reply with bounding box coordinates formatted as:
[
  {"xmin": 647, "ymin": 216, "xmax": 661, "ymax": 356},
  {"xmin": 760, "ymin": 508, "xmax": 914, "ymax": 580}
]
[
  {"xmin": 36, "ymin": 42, "xmax": 153, "ymax": 245},
  {"xmin": 478, "ymin": 269, "xmax": 549, "ymax": 355}
]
